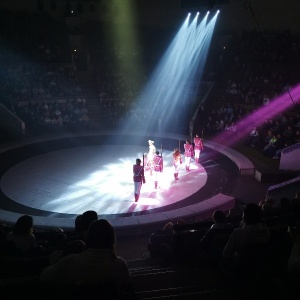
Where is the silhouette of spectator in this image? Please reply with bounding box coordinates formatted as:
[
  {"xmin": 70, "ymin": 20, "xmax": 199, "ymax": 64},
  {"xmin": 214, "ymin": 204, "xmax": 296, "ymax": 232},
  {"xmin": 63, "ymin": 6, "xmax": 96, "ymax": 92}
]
[
  {"xmin": 76, "ymin": 210, "xmax": 98, "ymax": 243},
  {"xmin": 259, "ymin": 197, "xmax": 276, "ymax": 219},
  {"xmin": 48, "ymin": 239, "xmax": 86, "ymax": 265},
  {"xmin": 199, "ymin": 210, "xmax": 234, "ymax": 250},
  {"xmin": 222, "ymin": 203, "xmax": 271, "ymax": 287},
  {"xmin": 6, "ymin": 215, "xmax": 38, "ymax": 256},
  {"xmin": 223, "ymin": 203, "xmax": 270, "ymax": 260},
  {"xmin": 148, "ymin": 222, "xmax": 176, "ymax": 262},
  {"xmin": 40, "ymin": 219, "xmax": 131, "ymax": 293}
]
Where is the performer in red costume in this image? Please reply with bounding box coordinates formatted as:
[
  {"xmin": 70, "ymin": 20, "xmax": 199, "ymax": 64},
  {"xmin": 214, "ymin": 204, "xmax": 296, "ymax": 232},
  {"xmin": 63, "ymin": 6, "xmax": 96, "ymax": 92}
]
[
  {"xmin": 172, "ymin": 148, "xmax": 182, "ymax": 180},
  {"xmin": 184, "ymin": 139, "xmax": 193, "ymax": 171},
  {"xmin": 193, "ymin": 133, "xmax": 204, "ymax": 164},
  {"xmin": 133, "ymin": 158, "xmax": 146, "ymax": 202},
  {"xmin": 153, "ymin": 150, "xmax": 163, "ymax": 189}
]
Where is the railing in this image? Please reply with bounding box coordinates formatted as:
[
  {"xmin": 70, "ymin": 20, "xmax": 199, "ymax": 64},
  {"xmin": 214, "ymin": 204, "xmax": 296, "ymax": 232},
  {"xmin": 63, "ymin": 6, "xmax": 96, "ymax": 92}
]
[
  {"xmin": 0, "ymin": 104, "xmax": 25, "ymax": 140},
  {"xmin": 279, "ymin": 142, "xmax": 300, "ymax": 171}
]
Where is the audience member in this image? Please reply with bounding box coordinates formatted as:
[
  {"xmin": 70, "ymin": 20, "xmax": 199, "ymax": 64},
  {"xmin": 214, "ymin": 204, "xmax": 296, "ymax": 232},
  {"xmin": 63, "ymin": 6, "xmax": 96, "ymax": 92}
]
[
  {"xmin": 6, "ymin": 215, "xmax": 40, "ymax": 256},
  {"xmin": 197, "ymin": 210, "xmax": 234, "ymax": 267},
  {"xmin": 222, "ymin": 203, "xmax": 271, "ymax": 286},
  {"xmin": 263, "ymin": 133, "xmax": 277, "ymax": 156},
  {"xmin": 271, "ymin": 133, "xmax": 288, "ymax": 159},
  {"xmin": 199, "ymin": 210, "xmax": 233, "ymax": 250},
  {"xmin": 40, "ymin": 219, "xmax": 132, "ymax": 294},
  {"xmin": 148, "ymin": 221, "xmax": 176, "ymax": 263},
  {"xmin": 48, "ymin": 239, "xmax": 86, "ymax": 265},
  {"xmin": 223, "ymin": 203, "xmax": 270, "ymax": 259},
  {"xmin": 245, "ymin": 126, "xmax": 259, "ymax": 147},
  {"xmin": 76, "ymin": 210, "xmax": 98, "ymax": 243}
]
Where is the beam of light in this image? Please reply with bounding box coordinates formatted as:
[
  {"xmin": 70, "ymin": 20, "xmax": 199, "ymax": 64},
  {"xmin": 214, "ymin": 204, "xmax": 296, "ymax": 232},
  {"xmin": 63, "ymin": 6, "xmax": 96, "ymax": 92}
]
[
  {"xmin": 109, "ymin": 0, "xmax": 143, "ymax": 98},
  {"xmin": 212, "ymin": 83, "xmax": 300, "ymax": 147},
  {"xmin": 120, "ymin": 12, "xmax": 219, "ymax": 134}
]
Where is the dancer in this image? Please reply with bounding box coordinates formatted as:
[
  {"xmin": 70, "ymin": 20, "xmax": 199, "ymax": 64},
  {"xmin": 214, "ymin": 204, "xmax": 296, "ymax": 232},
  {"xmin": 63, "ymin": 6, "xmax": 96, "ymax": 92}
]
[
  {"xmin": 193, "ymin": 134, "xmax": 204, "ymax": 164},
  {"xmin": 153, "ymin": 150, "xmax": 163, "ymax": 189},
  {"xmin": 172, "ymin": 148, "xmax": 182, "ymax": 180},
  {"xmin": 133, "ymin": 158, "xmax": 146, "ymax": 202},
  {"xmin": 147, "ymin": 140, "xmax": 156, "ymax": 175},
  {"xmin": 184, "ymin": 139, "xmax": 193, "ymax": 171}
]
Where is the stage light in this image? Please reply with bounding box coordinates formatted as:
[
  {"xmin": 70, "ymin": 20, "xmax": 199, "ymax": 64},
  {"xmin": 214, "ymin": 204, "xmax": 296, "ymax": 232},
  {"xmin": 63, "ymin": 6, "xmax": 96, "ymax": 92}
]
[
  {"xmin": 120, "ymin": 13, "xmax": 219, "ymax": 134},
  {"xmin": 213, "ymin": 84, "xmax": 300, "ymax": 147}
]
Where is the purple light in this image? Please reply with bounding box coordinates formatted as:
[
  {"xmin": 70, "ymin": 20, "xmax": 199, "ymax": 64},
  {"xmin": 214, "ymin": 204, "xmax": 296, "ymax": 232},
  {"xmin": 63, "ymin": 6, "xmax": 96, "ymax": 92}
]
[{"xmin": 212, "ymin": 83, "xmax": 300, "ymax": 146}]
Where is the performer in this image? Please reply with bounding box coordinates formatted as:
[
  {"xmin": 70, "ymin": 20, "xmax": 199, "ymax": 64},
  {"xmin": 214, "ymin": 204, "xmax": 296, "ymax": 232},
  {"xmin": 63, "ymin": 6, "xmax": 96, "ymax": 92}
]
[
  {"xmin": 193, "ymin": 133, "xmax": 204, "ymax": 164},
  {"xmin": 147, "ymin": 140, "xmax": 156, "ymax": 175},
  {"xmin": 153, "ymin": 150, "xmax": 163, "ymax": 189},
  {"xmin": 172, "ymin": 148, "xmax": 182, "ymax": 180},
  {"xmin": 184, "ymin": 139, "xmax": 193, "ymax": 171},
  {"xmin": 133, "ymin": 158, "xmax": 146, "ymax": 202}
]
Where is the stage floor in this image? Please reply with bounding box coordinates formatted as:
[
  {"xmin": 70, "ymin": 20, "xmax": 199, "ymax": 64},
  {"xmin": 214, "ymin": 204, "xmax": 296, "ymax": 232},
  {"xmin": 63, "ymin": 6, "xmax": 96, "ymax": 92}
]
[
  {"xmin": 0, "ymin": 134, "xmax": 246, "ymax": 232},
  {"xmin": 0, "ymin": 145, "xmax": 207, "ymax": 215}
]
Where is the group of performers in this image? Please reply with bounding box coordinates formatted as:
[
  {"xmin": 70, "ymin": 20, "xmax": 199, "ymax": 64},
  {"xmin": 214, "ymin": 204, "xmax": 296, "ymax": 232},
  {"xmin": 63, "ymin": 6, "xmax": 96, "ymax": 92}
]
[{"xmin": 132, "ymin": 135, "xmax": 204, "ymax": 202}]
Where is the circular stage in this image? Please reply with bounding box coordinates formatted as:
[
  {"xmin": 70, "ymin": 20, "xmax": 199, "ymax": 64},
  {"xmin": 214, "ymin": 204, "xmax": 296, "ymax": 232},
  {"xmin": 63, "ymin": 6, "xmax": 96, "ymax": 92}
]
[
  {"xmin": 0, "ymin": 133, "xmax": 240, "ymax": 234},
  {"xmin": 1, "ymin": 145, "xmax": 208, "ymax": 214}
]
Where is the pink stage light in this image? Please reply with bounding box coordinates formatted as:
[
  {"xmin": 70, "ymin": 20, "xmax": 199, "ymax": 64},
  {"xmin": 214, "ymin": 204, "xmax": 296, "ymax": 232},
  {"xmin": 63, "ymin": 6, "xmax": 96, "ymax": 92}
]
[{"xmin": 212, "ymin": 83, "xmax": 300, "ymax": 147}]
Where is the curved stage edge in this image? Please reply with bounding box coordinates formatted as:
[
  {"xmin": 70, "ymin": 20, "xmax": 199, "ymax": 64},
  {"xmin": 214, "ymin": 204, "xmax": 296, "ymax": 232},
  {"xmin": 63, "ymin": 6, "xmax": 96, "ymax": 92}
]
[{"xmin": 0, "ymin": 131, "xmax": 253, "ymax": 236}]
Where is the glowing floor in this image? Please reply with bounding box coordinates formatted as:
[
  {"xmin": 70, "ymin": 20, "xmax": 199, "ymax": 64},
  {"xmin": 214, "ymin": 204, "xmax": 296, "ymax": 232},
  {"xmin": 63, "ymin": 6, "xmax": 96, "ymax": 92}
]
[{"xmin": 0, "ymin": 145, "xmax": 207, "ymax": 216}]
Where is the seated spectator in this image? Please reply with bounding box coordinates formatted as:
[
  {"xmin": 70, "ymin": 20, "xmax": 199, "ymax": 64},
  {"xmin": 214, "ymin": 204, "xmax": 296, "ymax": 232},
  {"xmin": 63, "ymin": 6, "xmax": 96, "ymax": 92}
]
[
  {"xmin": 282, "ymin": 125, "xmax": 294, "ymax": 141},
  {"xmin": 262, "ymin": 94, "xmax": 270, "ymax": 106},
  {"xmin": 270, "ymin": 119, "xmax": 282, "ymax": 135},
  {"xmin": 40, "ymin": 219, "xmax": 131, "ymax": 293},
  {"xmin": 48, "ymin": 239, "xmax": 86, "ymax": 265},
  {"xmin": 222, "ymin": 203, "xmax": 271, "ymax": 285},
  {"xmin": 223, "ymin": 203, "xmax": 270, "ymax": 260},
  {"xmin": 224, "ymin": 122, "xmax": 237, "ymax": 132},
  {"xmin": 148, "ymin": 221, "xmax": 176, "ymax": 261},
  {"xmin": 199, "ymin": 210, "xmax": 234, "ymax": 249},
  {"xmin": 272, "ymin": 133, "xmax": 287, "ymax": 159},
  {"xmin": 263, "ymin": 133, "xmax": 277, "ymax": 156},
  {"xmin": 261, "ymin": 129, "xmax": 273, "ymax": 149},
  {"xmin": 197, "ymin": 210, "xmax": 234, "ymax": 267},
  {"xmin": 76, "ymin": 210, "xmax": 98, "ymax": 243},
  {"xmin": 293, "ymin": 129, "xmax": 300, "ymax": 144},
  {"xmin": 6, "ymin": 215, "xmax": 39, "ymax": 256},
  {"xmin": 245, "ymin": 126, "xmax": 259, "ymax": 147}
]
